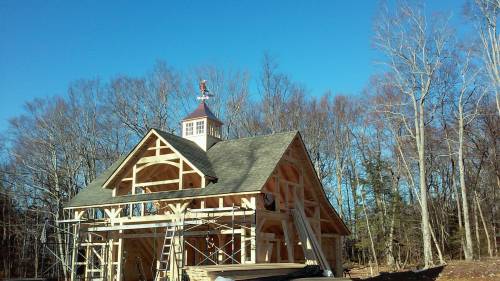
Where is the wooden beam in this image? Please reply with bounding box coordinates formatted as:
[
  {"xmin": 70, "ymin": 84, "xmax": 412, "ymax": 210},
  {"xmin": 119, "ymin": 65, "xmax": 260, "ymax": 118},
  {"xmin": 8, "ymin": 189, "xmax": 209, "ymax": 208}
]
[
  {"xmin": 182, "ymin": 170, "xmax": 197, "ymax": 174},
  {"xmin": 74, "ymin": 210, "xmax": 84, "ymax": 220},
  {"xmin": 137, "ymin": 153, "xmax": 178, "ymax": 164},
  {"xmin": 108, "ymin": 209, "xmax": 252, "ymax": 225},
  {"xmin": 87, "ymin": 220, "xmax": 203, "ymax": 231},
  {"xmin": 147, "ymin": 145, "xmax": 169, "ymax": 151},
  {"xmin": 117, "ymin": 229, "xmax": 244, "ymax": 239},
  {"xmin": 136, "ymin": 161, "xmax": 180, "ymax": 174},
  {"xmin": 257, "ymin": 210, "xmax": 288, "ymax": 221},
  {"xmin": 136, "ymin": 178, "xmax": 179, "ymax": 188}
]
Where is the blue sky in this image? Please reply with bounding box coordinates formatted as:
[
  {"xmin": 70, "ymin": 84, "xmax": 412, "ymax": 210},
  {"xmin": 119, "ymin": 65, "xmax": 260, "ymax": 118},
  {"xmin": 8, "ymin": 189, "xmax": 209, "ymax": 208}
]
[{"xmin": 0, "ymin": 1, "xmax": 465, "ymax": 131}]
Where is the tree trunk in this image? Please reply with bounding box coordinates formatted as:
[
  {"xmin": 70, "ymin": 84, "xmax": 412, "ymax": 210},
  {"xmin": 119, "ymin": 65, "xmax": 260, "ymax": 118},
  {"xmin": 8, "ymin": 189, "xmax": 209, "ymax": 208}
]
[
  {"xmin": 52, "ymin": 149, "xmax": 69, "ymax": 281},
  {"xmin": 474, "ymin": 199, "xmax": 481, "ymax": 259},
  {"xmin": 475, "ymin": 191, "xmax": 493, "ymax": 257},
  {"xmin": 452, "ymin": 160, "xmax": 465, "ymax": 259},
  {"xmin": 386, "ymin": 171, "xmax": 399, "ymax": 267},
  {"xmin": 361, "ymin": 188, "xmax": 379, "ymax": 273},
  {"xmin": 458, "ymin": 103, "xmax": 474, "ymax": 260},
  {"xmin": 336, "ymin": 164, "xmax": 344, "ymax": 218},
  {"xmin": 417, "ymin": 102, "xmax": 433, "ymax": 268},
  {"xmin": 430, "ymin": 222, "xmax": 445, "ymax": 264},
  {"xmin": 494, "ymin": 175, "xmax": 499, "ymax": 256}
]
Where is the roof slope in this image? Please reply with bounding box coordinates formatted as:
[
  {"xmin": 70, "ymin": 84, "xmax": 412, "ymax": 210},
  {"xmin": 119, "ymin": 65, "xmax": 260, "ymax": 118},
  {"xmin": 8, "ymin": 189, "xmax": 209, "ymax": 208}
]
[
  {"xmin": 66, "ymin": 131, "xmax": 297, "ymax": 208},
  {"xmin": 206, "ymin": 131, "xmax": 297, "ymax": 194}
]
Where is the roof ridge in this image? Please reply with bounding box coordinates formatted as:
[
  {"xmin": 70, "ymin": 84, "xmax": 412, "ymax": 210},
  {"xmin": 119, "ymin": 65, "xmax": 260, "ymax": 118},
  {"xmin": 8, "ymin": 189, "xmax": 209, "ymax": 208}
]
[
  {"xmin": 153, "ymin": 128, "xmax": 183, "ymax": 140},
  {"xmin": 212, "ymin": 130, "xmax": 298, "ymax": 145}
]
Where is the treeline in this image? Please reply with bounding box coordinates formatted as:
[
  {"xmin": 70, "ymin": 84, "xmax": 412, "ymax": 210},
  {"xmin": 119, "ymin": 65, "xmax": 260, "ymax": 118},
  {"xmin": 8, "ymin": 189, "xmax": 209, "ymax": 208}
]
[{"xmin": 1, "ymin": 0, "xmax": 499, "ymax": 278}]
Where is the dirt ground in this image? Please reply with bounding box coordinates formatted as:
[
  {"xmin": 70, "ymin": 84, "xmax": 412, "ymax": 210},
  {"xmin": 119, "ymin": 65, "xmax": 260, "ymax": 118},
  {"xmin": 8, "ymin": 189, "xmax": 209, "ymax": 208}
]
[{"xmin": 346, "ymin": 258, "xmax": 500, "ymax": 281}]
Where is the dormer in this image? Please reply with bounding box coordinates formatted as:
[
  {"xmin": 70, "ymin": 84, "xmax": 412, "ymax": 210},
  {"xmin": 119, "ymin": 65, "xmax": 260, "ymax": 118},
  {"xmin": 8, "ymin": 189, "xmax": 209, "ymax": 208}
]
[{"xmin": 181, "ymin": 101, "xmax": 222, "ymax": 151}]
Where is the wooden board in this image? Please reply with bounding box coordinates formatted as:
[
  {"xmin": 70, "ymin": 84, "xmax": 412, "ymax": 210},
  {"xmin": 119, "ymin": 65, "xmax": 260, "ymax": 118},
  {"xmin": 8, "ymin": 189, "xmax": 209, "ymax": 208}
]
[{"xmin": 185, "ymin": 263, "xmax": 306, "ymax": 281}]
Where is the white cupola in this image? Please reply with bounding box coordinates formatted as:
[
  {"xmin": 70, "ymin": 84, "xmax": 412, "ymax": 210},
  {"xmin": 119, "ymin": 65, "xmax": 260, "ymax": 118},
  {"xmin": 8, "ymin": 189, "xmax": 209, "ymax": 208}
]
[{"xmin": 181, "ymin": 81, "xmax": 222, "ymax": 151}]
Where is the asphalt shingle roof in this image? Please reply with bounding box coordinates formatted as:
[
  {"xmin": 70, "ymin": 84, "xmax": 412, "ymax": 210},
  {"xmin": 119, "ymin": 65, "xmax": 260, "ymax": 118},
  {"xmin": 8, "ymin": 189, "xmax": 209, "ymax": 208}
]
[{"xmin": 66, "ymin": 131, "xmax": 297, "ymax": 208}]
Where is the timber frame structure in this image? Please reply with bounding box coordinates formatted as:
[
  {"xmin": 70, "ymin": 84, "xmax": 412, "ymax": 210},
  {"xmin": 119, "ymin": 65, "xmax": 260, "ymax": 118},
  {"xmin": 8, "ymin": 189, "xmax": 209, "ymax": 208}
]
[{"xmin": 62, "ymin": 101, "xmax": 350, "ymax": 281}]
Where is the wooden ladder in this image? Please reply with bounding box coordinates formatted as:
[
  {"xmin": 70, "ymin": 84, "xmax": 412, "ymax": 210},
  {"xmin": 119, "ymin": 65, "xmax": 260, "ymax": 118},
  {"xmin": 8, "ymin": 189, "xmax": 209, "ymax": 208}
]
[
  {"xmin": 292, "ymin": 202, "xmax": 332, "ymax": 273},
  {"xmin": 155, "ymin": 226, "xmax": 178, "ymax": 281}
]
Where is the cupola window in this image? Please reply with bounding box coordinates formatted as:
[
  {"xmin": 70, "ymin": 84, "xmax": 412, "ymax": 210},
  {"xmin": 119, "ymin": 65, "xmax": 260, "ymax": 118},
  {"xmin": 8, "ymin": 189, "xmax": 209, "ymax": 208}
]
[
  {"xmin": 196, "ymin": 120, "xmax": 205, "ymax": 135},
  {"xmin": 185, "ymin": 122, "xmax": 194, "ymax": 136}
]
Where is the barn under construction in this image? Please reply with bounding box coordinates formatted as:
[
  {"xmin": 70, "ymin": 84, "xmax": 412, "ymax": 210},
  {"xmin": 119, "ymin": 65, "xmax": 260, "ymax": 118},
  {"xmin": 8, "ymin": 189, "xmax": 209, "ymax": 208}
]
[{"xmin": 61, "ymin": 84, "xmax": 350, "ymax": 281}]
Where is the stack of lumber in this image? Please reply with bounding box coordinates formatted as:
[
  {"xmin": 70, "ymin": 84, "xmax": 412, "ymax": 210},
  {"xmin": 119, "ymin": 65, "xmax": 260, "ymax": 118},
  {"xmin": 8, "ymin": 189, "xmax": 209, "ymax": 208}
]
[
  {"xmin": 292, "ymin": 202, "xmax": 331, "ymax": 273},
  {"xmin": 184, "ymin": 263, "xmax": 306, "ymax": 281}
]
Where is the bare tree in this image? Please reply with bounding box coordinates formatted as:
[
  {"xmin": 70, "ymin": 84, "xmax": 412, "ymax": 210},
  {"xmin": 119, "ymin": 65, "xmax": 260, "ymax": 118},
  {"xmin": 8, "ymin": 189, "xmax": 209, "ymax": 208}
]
[
  {"xmin": 374, "ymin": 1, "xmax": 452, "ymax": 267},
  {"xmin": 259, "ymin": 53, "xmax": 292, "ymax": 134},
  {"xmin": 467, "ymin": 0, "xmax": 500, "ymax": 116},
  {"xmin": 454, "ymin": 48, "xmax": 485, "ymax": 260},
  {"xmin": 107, "ymin": 61, "xmax": 183, "ymax": 137}
]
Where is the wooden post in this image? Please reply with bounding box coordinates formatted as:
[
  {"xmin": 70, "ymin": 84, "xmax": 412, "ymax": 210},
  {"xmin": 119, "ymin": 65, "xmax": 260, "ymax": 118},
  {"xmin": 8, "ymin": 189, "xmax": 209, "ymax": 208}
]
[
  {"xmin": 282, "ymin": 220, "xmax": 294, "ymax": 262},
  {"xmin": 335, "ymin": 235, "xmax": 343, "ymax": 277},
  {"xmin": 70, "ymin": 223, "xmax": 78, "ymax": 281},
  {"xmin": 99, "ymin": 245, "xmax": 105, "ymax": 278},
  {"xmin": 218, "ymin": 234, "xmax": 224, "ymax": 264},
  {"xmin": 107, "ymin": 211, "xmax": 117, "ymax": 281},
  {"xmin": 132, "ymin": 165, "xmax": 137, "ymax": 195},
  {"xmin": 179, "ymin": 159, "xmax": 184, "ymax": 190},
  {"xmin": 314, "ymin": 205, "xmax": 321, "ymax": 241},
  {"xmin": 131, "ymin": 164, "xmax": 137, "ymax": 216},
  {"xmin": 84, "ymin": 234, "xmax": 91, "ymax": 280},
  {"xmin": 298, "ymin": 167, "xmax": 305, "ymax": 204},
  {"xmin": 284, "ymin": 182, "xmax": 289, "ymax": 209},
  {"xmin": 116, "ymin": 223, "xmax": 124, "ymax": 281},
  {"xmin": 275, "ymin": 176, "xmax": 280, "ymax": 212},
  {"xmin": 276, "ymin": 239, "xmax": 281, "ymax": 262},
  {"xmin": 241, "ymin": 228, "xmax": 246, "ymax": 264},
  {"xmin": 167, "ymin": 202, "xmax": 187, "ymax": 281},
  {"xmin": 107, "ymin": 238, "xmax": 114, "ymax": 281},
  {"xmin": 249, "ymin": 196, "xmax": 256, "ymax": 263}
]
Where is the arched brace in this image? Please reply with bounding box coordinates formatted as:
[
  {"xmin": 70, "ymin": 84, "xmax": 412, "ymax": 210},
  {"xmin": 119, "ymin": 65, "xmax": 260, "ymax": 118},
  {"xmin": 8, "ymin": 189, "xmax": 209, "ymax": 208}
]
[{"xmin": 135, "ymin": 161, "xmax": 180, "ymax": 173}]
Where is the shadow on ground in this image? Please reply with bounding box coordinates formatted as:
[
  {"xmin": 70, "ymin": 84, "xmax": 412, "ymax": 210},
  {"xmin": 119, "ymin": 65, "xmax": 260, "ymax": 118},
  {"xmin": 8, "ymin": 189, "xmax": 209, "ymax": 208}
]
[{"xmin": 351, "ymin": 266, "xmax": 445, "ymax": 281}]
